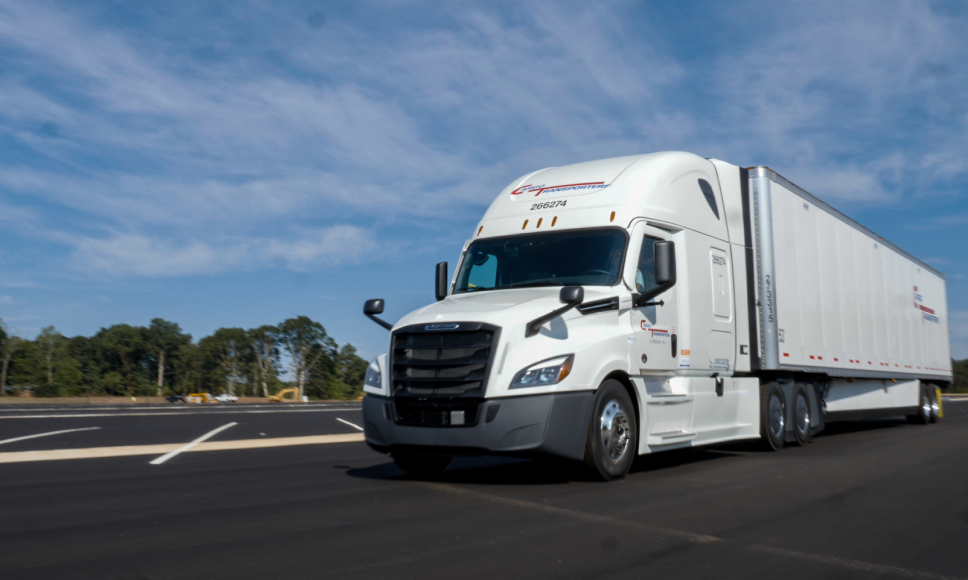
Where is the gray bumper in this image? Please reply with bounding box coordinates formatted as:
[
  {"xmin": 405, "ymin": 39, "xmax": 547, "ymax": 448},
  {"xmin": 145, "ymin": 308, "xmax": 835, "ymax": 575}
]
[{"xmin": 362, "ymin": 391, "xmax": 595, "ymax": 461}]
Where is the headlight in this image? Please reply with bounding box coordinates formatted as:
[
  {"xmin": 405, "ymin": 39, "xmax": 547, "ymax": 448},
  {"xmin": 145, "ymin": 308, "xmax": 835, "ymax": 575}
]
[
  {"xmin": 364, "ymin": 358, "xmax": 382, "ymax": 389},
  {"xmin": 510, "ymin": 355, "xmax": 574, "ymax": 388}
]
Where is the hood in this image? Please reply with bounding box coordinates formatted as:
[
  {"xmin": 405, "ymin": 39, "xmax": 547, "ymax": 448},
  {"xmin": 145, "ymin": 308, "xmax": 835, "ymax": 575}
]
[{"xmin": 394, "ymin": 286, "xmax": 619, "ymax": 330}]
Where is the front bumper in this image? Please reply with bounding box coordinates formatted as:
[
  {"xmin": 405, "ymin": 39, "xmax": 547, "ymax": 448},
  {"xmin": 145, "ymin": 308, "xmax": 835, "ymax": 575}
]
[{"xmin": 362, "ymin": 391, "xmax": 595, "ymax": 461}]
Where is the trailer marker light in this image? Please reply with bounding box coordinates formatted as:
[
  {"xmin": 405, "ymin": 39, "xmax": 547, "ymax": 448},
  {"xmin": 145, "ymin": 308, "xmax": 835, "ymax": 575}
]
[
  {"xmin": 610, "ymin": 211, "xmax": 616, "ymax": 222},
  {"xmin": 783, "ymin": 353, "xmax": 789, "ymax": 357},
  {"xmin": 477, "ymin": 226, "xmax": 483, "ymax": 236},
  {"xmin": 536, "ymin": 218, "xmax": 543, "ymax": 228},
  {"xmin": 552, "ymin": 216, "xmax": 558, "ymax": 226},
  {"xmin": 522, "ymin": 219, "xmax": 528, "ymax": 230},
  {"xmin": 834, "ymin": 358, "xmax": 839, "ymax": 362}
]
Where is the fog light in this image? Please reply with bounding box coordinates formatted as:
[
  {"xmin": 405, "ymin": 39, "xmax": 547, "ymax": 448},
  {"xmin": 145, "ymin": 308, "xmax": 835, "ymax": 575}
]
[{"xmin": 450, "ymin": 410, "xmax": 465, "ymax": 425}]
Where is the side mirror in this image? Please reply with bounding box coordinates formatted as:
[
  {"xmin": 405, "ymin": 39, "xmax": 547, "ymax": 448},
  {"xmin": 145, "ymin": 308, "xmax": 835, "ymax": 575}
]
[
  {"xmin": 435, "ymin": 262, "xmax": 448, "ymax": 302},
  {"xmin": 654, "ymin": 240, "xmax": 676, "ymax": 286},
  {"xmin": 363, "ymin": 299, "xmax": 384, "ymax": 315},
  {"xmin": 633, "ymin": 241, "xmax": 677, "ymax": 307},
  {"xmin": 363, "ymin": 299, "xmax": 392, "ymax": 331},
  {"xmin": 559, "ymin": 285, "xmax": 584, "ymax": 305}
]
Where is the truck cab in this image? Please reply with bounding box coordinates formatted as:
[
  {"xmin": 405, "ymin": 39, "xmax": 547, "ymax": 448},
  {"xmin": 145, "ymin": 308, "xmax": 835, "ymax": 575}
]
[{"xmin": 361, "ymin": 151, "xmax": 763, "ymax": 479}]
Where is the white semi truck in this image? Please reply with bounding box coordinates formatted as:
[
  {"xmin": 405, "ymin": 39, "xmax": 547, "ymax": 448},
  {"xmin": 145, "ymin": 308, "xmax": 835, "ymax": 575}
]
[{"xmin": 361, "ymin": 151, "xmax": 952, "ymax": 480}]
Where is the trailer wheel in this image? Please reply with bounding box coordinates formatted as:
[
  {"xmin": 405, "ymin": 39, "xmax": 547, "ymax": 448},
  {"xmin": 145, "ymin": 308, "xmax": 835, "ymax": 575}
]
[
  {"xmin": 760, "ymin": 382, "xmax": 786, "ymax": 451},
  {"xmin": 929, "ymin": 387, "xmax": 940, "ymax": 423},
  {"xmin": 584, "ymin": 380, "xmax": 638, "ymax": 481},
  {"xmin": 391, "ymin": 451, "xmax": 452, "ymax": 477},
  {"xmin": 907, "ymin": 385, "xmax": 931, "ymax": 425},
  {"xmin": 792, "ymin": 384, "xmax": 811, "ymax": 446}
]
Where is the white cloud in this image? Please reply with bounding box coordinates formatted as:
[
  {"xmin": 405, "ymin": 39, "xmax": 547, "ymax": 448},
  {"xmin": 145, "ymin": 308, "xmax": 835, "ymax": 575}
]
[
  {"xmin": 0, "ymin": 0, "xmax": 965, "ymax": 279},
  {"xmin": 69, "ymin": 225, "xmax": 380, "ymax": 277},
  {"xmin": 0, "ymin": 295, "xmax": 13, "ymax": 305}
]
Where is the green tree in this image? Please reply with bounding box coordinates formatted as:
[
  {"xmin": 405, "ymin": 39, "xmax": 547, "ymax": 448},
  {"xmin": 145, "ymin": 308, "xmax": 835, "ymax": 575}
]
[
  {"xmin": 173, "ymin": 342, "xmax": 200, "ymax": 395},
  {"xmin": 37, "ymin": 326, "xmax": 62, "ymax": 390},
  {"xmin": 0, "ymin": 320, "xmax": 22, "ymax": 396},
  {"xmin": 200, "ymin": 328, "xmax": 251, "ymax": 396},
  {"xmin": 249, "ymin": 325, "xmax": 280, "ymax": 398},
  {"xmin": 278, "ymin": 316, "xmax": 336, "ymax": 400},
  {"xmin": 146, "ymin": 319, "xmax": 191, "ymax": 396},
  {"xmin": 53, "ymin": 357, "xmax": 85, "ymax": 396},
  {"xmin": 953, "ymin": 358, "xmax": 968, "ymax": 393},
  {"xmin": 336, "ymin": 344, "xmax": 368, "ymax": 399},
  {"xmin": 8, "ymin": 340, "xmax": 45, "ymax": 395},
  {"xmin": 93, "ymin": 324, "xmax": 147, "ymax": 396}
]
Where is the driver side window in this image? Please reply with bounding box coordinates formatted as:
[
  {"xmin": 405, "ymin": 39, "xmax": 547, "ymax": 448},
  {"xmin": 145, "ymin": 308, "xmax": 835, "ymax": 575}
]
[{"xmin": 635, "ymin": 237, "xmax": 659, "ymax": 294}]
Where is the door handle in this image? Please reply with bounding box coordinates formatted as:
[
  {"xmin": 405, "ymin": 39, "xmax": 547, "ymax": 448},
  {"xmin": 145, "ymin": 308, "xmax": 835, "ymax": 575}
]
[{"xmin": 671, "ymin": 334, "xmax": 677, "ymax": 358}]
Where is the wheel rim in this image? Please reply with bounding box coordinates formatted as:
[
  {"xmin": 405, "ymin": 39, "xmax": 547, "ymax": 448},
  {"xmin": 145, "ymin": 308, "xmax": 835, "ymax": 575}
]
[
  {"xmin": 921, "ymin": 394, "xmax": 931, "ymax": 420},
  {"xmin": 600, "ymin": 400, "xmax": 631, "ymax": 462},
  {"xmin": 769, "ymin": 393, "xmax": 785, "ymax": 440},
  {"xmin": 795, "ymin": 393, "xmax": 809, "ymax": 436},
  {"xmin": 931, "ymin": 395, "xmax": 940, "ymax": 418}
]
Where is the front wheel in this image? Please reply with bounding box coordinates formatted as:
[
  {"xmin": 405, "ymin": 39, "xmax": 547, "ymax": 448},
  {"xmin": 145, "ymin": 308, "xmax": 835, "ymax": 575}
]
[{"xmin": 584, "ymin": 380, "xmax": 638, "ymax": 481}]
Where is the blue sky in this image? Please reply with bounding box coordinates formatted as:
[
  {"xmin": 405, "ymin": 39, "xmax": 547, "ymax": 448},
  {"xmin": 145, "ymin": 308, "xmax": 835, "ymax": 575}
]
[{"xmin": 1, "ymin": 0, "xmax": 967, "ymax": 359}]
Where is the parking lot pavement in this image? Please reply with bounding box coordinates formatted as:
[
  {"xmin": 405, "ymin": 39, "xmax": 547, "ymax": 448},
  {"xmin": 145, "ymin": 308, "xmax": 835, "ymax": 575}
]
[{"xmin": 1, "ymin": 400, "xmax": 967, "ymax": 580}]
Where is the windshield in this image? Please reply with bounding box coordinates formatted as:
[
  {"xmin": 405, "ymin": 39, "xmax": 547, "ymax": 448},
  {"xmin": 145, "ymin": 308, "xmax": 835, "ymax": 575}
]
[{"xmin": 454, "ymin": 229, "xmax": 627, "ymax": 294}]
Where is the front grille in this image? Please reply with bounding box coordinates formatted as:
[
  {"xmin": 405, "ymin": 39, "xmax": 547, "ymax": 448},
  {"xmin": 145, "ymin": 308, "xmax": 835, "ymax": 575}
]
[{"xmin": 390, "ymin": 322, "xmax": 499, "ymax": 426}]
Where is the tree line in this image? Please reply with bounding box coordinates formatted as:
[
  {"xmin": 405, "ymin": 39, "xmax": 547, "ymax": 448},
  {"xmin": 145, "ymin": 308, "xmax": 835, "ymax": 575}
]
[{"xmin": 0, "ymin": 316, "xmax": 369, "ymax": 400}]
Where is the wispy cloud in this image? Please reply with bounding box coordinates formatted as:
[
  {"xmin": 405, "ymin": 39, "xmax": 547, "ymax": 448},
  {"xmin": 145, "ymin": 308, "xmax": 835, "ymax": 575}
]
[{"xmin": 0, "ymin": 0, "xmax": 966, "ymax": 281}]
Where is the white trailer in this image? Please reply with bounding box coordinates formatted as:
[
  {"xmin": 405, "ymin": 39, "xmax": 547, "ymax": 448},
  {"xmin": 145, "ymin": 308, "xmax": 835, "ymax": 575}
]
[{"xmin": 360, "ymin": 152, "xmax": 952, "ymax": 480}]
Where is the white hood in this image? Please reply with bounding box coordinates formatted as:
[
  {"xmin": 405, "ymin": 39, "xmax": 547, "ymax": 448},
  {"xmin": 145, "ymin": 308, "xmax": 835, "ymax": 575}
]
[{"xmin": 394, "ymin": 286, "xmax": 619, "ymax": 330}]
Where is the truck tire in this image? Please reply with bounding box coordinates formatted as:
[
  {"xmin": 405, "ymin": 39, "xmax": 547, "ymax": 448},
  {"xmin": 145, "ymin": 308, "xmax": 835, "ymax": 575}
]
[
  {"xmin": 930, "ymin": 387, "xmax": 940, "ymax": 423},
  {"xmin": 907, "ymin": 385, "xmax": 931, "ymax": 425},
  {"xmin": 584, "ymin": 380, "xmax": 638, "ymax": 481},
  {"xmin": 792, "ymin": 384, "xmax": 811, "ymax": 446},
  {"xmin": 760, "ymin": 382, "xmax": 786, "ymax": 451},
  {"xmin": 392, "ymin": 451, "xmax": 452, "ymax": 477}
]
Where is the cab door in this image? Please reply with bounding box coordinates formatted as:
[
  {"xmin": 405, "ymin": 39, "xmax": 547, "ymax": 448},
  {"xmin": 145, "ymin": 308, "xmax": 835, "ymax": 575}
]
[{"xmin": 626, "ymin": 223, "xmax": 680, "ymax": 375}]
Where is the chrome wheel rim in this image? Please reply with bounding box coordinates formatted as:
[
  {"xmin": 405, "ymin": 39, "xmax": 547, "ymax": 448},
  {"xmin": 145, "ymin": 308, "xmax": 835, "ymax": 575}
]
[
  {"xmin": 921, "ymin": 394, "xmax": 931, "ymax": 420},
  {"xmin": 795, "ymin": 393, "xmax": 809, "ymax": 435},
  {"xmin": 600, "ymin": 400, "xmax": 631, "ymax": 462},
  {"xmin": 769, "ymin": 393, "xmax": 785, "ymax": 440}
]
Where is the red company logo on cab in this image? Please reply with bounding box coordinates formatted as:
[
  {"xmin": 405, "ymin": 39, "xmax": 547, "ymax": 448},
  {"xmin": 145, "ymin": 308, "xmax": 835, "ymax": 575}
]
[{"xmin": 511, "ymin": 182, "xmax": 611, "ymax": 197}]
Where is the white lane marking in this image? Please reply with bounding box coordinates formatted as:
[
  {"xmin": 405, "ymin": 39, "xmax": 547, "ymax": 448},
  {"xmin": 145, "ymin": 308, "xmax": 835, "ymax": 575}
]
[
  {"xmin": 0, "ymin": 403, "xmax": 344, "ymax": 413},
  {"xmin": 150, "ymin": 422, "xmax": 237, "ymax": 465},
  {"xmin": 336, "ymin": 418, "xmax": 364, "ymax": 431},
  {"xmin": 0, "ymin": 407, "xmax": 360, "ymax": 420},
  {"xmin": 0, "ymin": 426, "xmax": 101, "ymax": 445},
  {"xmin": 0, "ymin": 433, "xmax": 365, "ymax": 464}
]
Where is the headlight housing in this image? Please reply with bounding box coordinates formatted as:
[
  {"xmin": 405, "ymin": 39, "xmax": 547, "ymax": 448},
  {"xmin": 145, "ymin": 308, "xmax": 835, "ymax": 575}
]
[
  {"xmin": 364, "ymin": 358, "xmax": 382, "ymax": 389},
  {"xmin": 510, "ymin": 355, "xmax": 574, "ymax": 388}
]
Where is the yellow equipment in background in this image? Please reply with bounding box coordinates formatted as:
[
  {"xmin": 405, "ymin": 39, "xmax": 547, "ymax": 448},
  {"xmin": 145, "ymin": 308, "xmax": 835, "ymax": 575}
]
[
  {"xmin": 268, "ymin": 388, "xmax": 299, "ymax": 402},
  {"xmin": 186, "ymin": 393, "xmax": 217, "ymax": 404}
]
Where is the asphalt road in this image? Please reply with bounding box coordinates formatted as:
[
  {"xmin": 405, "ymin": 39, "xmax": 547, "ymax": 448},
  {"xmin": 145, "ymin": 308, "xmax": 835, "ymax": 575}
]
[{"xmin": 1, "ymin": 399, "xmax": 967, "ymax": 580}]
